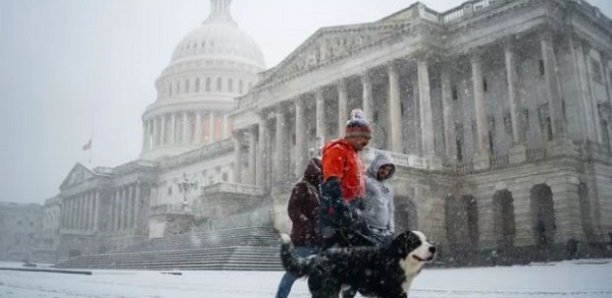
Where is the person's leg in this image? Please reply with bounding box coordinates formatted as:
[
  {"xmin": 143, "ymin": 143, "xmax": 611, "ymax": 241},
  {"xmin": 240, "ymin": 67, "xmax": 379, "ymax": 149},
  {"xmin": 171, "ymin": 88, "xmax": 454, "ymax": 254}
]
[
  {"xmin": 275, "ymin": 246, "xmax": 318, "ymax": 298},
  {"xmin": 275, "ymin": 272, "xmax": 297, "ymax": 298}
]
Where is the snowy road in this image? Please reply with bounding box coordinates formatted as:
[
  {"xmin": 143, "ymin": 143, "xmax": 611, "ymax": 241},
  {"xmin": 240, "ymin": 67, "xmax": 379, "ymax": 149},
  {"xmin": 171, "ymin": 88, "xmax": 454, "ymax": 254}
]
[{"xmin": 1, "ymin": 259, "xmax": 611, "ymax": 298}]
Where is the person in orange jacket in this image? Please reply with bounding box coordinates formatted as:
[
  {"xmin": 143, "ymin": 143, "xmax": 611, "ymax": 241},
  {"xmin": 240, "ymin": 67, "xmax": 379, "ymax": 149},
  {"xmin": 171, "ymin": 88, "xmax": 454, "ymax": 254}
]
[{"xmin": 319, "ymin": 109, "xmax": 374, "ymax": 249}]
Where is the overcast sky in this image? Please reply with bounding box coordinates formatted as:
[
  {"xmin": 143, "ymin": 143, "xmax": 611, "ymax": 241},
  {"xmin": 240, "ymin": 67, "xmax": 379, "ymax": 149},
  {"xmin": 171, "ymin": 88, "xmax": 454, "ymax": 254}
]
[{"xmin": 1, "ymin": 0, "xmax": 611, "ymax": 205}]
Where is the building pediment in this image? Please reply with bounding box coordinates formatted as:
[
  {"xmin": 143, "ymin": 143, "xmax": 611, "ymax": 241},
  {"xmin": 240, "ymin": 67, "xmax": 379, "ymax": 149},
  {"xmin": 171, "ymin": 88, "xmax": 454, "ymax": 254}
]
[
  {"xmin": 59, "ymin": 163, "xmax": 96, "ymax": 190},
  {"xmin": 257, "ymin": 20, "xmax": 414, "ymax": 87}
]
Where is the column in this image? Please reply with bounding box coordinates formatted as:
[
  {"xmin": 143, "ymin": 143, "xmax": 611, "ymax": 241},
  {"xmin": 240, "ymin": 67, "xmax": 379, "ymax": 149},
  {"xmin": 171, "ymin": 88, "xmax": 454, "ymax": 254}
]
[
  {"xmin": 93, "ymin": 190, "xmax": 99, "ymax": 231},
  {"xmin": 133, "ymin": 183, "xmax": 142, "ymax": 232},
  {"xmin": 247, "ymin": 130, "xmax": 257, "ymax": 184},
  {"xmin": 411, "ymin": 73, "xmax": 421, "ymax": 155},
  {"xmin": 153, "ymin": 117, "xmax": 160, "ymax": 147},
  {"xmin": 362, "ymin": 71, "xmax": 374, "ymax": 124},
  {"xmin": 78, "ymin": 196, "xmax": 84, "ymax": 230},
  {"xmin": 315, "ymin": 89, "xmax": 326, "ymax": 146},
  {"xmin": 233, "ymin": 135, "xmax": 242, "ymax": 183},
  {"xmin": 182, "ymin": 112, "xmax": 189, "ymax": 144},
  {"xmin": 274, "ymin": 105, "xmax": 286, "ymax": 181},
  {"xmin": 471, "ymin": 53, "xmax": 489, "ymax": 154},
  {"xmin": 256, "ymin": 113, "xmax": 268, "ymax": 187},
  {"xmin": 118, "ymin": 188, "xmax": 124, "ymax": 230},
  {"xmin": 504, "ymin": 42, "xmax": 524, "ymax": 143},
  {"xmin": 337, "ymin": 79, "xmax": 348, "ymax": 137},
  {"xmin": 418, "ymin": 56, "xmax": 435, "ymax": 155},
  {"xmin": 85, "ymin": 193, "xmax": 90, "ymax": 230},
  {"xmin": 195, "ymin": 111, "xmax": 202, "ymax": 143},
  {"xmin": 294, "ymin": 98, "xmax": 307, "ymax": 177},
  {"xmin": 223, "ymin": 114, "xmax": 229, "ymax": 139},
  {"xmin": 170, "ymin": 113, "xmax": 177, "ymax": 145},
  {"xmin": 573, "ymin": 39, "xmax": 596, "ymax": 141},
  {"xmin": 160, "ymin": 115, "xmax": 167, "ymax": 146},
  {"xmin": 541, "ymin": 32, "xmax": 566, "ymax": 137},
  {"xmin": 126, "ymin": 185, "xmax": 132, "ymax": 229},
  {"xmin": 109, "ymin": 194, "xmax": 115, "ymax": 231},
  {"xmin": 208, "ymin": 111, "xmax": 215, "ymax": 143},
  {"xmin": 441, "ymin": 68, "xmax": 456, "ymax": 159},
  {"xmin": 388, "ymin": 62, "xmax": 403, "ymax": 152},
  {"xmin": 115, "ymin": 188, "xmax": 121, "ymax": 230},
  {"xmin": 142, "ymin": 120, "xmax": 148, "ymax": 152}
]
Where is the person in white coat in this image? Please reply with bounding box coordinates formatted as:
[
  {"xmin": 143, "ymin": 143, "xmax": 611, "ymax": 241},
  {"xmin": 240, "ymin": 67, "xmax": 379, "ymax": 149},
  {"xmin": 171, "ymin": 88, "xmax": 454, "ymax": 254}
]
[{"xmin": 362, "ymin": 152, "xmax": 396, "ymax": 246}]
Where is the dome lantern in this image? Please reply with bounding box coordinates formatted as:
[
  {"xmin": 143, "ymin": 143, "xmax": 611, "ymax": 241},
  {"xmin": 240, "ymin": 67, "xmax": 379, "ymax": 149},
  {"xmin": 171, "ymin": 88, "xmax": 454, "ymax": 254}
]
[{"xmin": 206, "ymin": 0, "xmax": 233, "ymax": 23}]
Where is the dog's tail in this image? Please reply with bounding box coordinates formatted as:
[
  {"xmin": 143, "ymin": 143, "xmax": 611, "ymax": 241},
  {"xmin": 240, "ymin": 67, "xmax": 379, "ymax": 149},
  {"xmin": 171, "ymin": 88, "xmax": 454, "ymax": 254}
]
[{"xmin": 280, "ymin": 234, "xmax": 315, "ymax": 277}]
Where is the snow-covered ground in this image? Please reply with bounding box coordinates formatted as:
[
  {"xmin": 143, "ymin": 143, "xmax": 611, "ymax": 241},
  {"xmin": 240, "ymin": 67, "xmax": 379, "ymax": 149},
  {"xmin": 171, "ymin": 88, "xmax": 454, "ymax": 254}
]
[{"xmin": 1, "ymin": 259, "xmax": 611, "ymax": 298}]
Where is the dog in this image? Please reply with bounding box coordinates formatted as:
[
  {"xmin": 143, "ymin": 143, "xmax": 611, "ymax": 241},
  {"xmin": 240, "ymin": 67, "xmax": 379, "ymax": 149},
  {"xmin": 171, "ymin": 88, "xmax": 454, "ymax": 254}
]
[{"xmin": 280, "ymin": 230, "xmax": 435, "ymax": 298}]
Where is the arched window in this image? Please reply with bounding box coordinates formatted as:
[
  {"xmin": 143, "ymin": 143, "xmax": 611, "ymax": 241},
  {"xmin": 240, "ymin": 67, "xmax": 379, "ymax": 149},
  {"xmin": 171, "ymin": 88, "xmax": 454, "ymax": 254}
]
[
  {"xmin": 206, "ymin": 78, "xmax": 211, "ymax": 92},
  {"xmin": 228, "ymin": 78, "xmax": 233, "ymax": 92},
  {"xmin": 195, "ymin": 78, "xmax": 200, "ymax": 92},
  {"xmin": 217, "ymin": 77, "xmax": 222, "ymax": 91}
]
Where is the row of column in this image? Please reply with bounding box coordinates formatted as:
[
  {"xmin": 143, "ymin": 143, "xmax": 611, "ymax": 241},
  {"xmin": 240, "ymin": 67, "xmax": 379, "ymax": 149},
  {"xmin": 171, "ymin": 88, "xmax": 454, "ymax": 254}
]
[
  {"xmin": 143, "ymin": 110, "xmax": 231, "ymax": 151},
  {"xmin": 109, "ymin": 183, "xmax": 146, "ymax": 231},
  {"xmin": 61, "ymin": 190, "xmax": 99, "ymax": 231},
  {"xmin": 241, "ymin": 31, "xmax": 566, "ymax": 186}
]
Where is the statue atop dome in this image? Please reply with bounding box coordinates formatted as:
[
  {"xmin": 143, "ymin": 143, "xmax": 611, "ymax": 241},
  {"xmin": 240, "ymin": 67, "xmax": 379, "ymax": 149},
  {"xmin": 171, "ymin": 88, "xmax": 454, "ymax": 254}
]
[{"xmin": 205, "ymin": 0, "xmax": 233, "ymax": 23}]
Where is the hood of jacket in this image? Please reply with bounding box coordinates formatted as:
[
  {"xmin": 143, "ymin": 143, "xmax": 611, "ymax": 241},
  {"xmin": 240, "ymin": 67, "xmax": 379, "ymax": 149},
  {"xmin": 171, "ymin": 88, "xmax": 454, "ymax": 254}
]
[
  {"xmin": 367, "ymin": 152, "xmax": 395, "ymax": 181},
  {"xmin": 303, "ymin": 157, "xmax": 322, "ymax": 186}
]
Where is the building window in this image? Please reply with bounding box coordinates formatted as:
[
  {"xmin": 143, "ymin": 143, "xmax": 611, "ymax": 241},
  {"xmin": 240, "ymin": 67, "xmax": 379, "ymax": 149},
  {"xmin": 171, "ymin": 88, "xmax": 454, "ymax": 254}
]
[
  {"xmin": 217, "ymin": 77, "xmax": 222, "ymax": 91},
  {"xmin": 239, "ymin": 80, "xmax": 244, "ymax": 94},
  {"xmin": 185, "ymin": 78, "xmax": 190, "ymax": 93},
  {"xmin": 452, "ymin": 85, "xmax": 458, "ymax": 101},
  {"xmin": 169, "ymin": 83, "xmax": 173, "ymax": 96},
  {"xmin": 195, "ymin": 78, "xmax": 200, "ymax": 92},
  {"xmin": 602, "ymin": 119, "xmax": 610, "ymax": 152},
  {"xmin": 483, "ymin": 78, "xmax": 488, "ymax": 92},
  {"xmin": 539, "ymin": 59, "xmax": 545, "ymax": 77},
  {"xmin": 538, "ymin": 104, "xmax": 552, "ymax": 141},
  {"xmin": 523, "ymin": 109, "xmax": 530, "ymax": 130},
  {"xmin": 167, "ymin": 186, "xmax": 172, "ymax": 196},
  {"xmin": 228, "ymin": 78, "xmax": 233, "ymax": 92},
  {"xmin": 488, "ymin": 116, "xmax": 496, "ymax": 155},
  {"xmin": 176, "ymin": 81, "xmax": 181, "ymax": 94},
  {"xmin": 222, "ymin": 173, "xmax": 228, "ymax": 182},
  {"xmin": 455, "ymin": 123, "xmax": 464, "ymax": 161},
  {"xmin": 591, "ymin": 58, "xmax": 603, "ymax": 84},
  {"xmin": 503, "ymin": 112, "xmax": 512, "ymax": 135},
  {"xmin": 206, "ymin": 78, "xmax": 211, "ymax": 92}
]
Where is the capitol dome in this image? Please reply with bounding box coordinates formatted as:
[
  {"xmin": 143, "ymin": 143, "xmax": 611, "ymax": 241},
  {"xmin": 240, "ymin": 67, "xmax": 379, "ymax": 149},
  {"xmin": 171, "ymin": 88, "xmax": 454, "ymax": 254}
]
[
  {"xmin": 170, "ymin": 11, "xmax": 265, "ymax": 68},
  {"xmin": 140, "ymin": 0, "xmax": 265, "ymax": 160}
]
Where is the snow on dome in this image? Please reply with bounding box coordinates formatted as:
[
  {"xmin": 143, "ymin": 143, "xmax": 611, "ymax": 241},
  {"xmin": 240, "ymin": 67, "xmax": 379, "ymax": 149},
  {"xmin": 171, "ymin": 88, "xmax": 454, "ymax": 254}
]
[{"xmin": 169, "ymin": 0, "xmax": 265, "ymax": 69}]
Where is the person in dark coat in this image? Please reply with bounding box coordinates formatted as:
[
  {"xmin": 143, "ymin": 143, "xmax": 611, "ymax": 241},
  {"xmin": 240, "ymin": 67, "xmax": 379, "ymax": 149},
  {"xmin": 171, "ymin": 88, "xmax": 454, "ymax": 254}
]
[{"xmin": 275, "ymin": 157, "xmax": 323, "ymax": 298}]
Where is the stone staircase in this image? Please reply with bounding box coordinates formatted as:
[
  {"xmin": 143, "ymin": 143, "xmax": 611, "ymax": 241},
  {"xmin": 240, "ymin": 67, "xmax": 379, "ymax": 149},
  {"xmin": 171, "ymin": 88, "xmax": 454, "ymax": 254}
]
[{"xmin": 55, "ymin": 226, "xmax": 283, "ymax": 271}]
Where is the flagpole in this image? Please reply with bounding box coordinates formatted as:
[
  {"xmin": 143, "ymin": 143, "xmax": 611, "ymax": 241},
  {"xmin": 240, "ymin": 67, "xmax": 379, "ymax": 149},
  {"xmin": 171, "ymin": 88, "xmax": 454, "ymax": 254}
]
[{"xmin": 89, "ymin": 102, "xmax": 94, "ymax": 165}]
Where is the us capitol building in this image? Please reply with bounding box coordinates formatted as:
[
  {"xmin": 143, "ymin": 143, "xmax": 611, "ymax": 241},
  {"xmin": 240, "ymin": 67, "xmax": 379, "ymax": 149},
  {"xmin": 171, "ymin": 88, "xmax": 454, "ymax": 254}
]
[{"xmin": 4, "ymin": 0, "xmax": 612, "ymax": 263}]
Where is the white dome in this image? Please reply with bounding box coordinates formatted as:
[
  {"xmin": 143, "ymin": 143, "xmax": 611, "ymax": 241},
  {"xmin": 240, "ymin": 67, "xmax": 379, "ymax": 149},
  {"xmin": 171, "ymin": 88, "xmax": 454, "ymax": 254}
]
[
  {"xmin": 140, "ymin": 0, "xmax": 265, "ymax": 161},
  {"xmin": 169, "ymin": 1, "xmax": 265, "ymax": 69}
]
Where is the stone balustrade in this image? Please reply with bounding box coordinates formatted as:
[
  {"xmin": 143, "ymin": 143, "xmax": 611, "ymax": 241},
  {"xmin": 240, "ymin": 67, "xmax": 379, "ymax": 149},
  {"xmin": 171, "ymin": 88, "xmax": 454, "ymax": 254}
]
[
  {"xmin": 150, "ymin": 203, "xmax": 191, "ymax": 216},
  {"xmin": 202, "ymin": 182, "xmax": 264, "ymax": 196}
]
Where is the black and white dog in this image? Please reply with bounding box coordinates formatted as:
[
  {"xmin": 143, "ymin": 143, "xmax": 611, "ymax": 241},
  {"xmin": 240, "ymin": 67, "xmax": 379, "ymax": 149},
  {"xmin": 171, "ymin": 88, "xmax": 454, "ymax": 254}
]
[{"xmin": 280, "ymin": 231, "xmax": 435, "ymax": 298}]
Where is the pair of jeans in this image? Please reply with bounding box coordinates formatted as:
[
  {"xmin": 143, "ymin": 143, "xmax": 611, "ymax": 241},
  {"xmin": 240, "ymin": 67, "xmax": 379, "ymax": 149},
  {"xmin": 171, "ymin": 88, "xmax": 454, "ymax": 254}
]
[{"xmin": 275, "ymin": 246, "xmax": 320, "ymax": 298}]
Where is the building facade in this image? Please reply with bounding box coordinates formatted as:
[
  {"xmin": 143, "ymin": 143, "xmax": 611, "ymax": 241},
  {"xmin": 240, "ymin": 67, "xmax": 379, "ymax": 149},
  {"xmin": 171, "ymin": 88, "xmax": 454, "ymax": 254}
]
[
  {"xmin": 31, "ymin": 0, "xmax": 612, "ymax": 262},
  {"xmin": 231, "ymin": 0, "xmax": 612, "ymax": 254}
]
